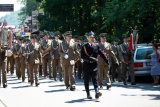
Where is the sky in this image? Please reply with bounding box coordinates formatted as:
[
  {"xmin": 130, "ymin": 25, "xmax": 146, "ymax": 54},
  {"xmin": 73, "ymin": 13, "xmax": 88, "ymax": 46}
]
[{"xmin": 0, "ymin": 0, "xmax": 23, "ymax": 17}]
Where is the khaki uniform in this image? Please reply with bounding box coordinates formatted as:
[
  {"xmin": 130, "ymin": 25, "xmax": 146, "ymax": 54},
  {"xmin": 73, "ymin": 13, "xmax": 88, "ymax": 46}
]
[
  {"xmin": 39, "ymin": 40, "xmax": 43, "ymax": 76},
  {"xmin": 19, "ymin": 44, "xmax": 27, "ymax": 81},
  {"xmin": 26, "ymin": 42, "xmax": 41, "ymax": 85},
  {"xmin": 98, "ymin": 42, "xmax": 118, "ymax": 87},
  {"xmin": 59, "ymin": 40, "xmax": 80, "ymax": 88},
  {"xmin": 118, "ymin": 42, "xmax": 135, "ymax": 84},
  {"xmin": 41, "ymin": 39, "xmax": 52, "ymax": 78},
  {"xmin": 0, "ymin": 47, "xmax": 7, "ymax": 88},
  {"xmin": 12, "ymin": 43, "xmax": 21, "ymax": 79},
  {"xmin": 50, "ymin": 39, "xmax": 63, "ymax": 80},
  {"xmin": 111, "ymin": 45, "xmax": 121, "ymax": 82}
]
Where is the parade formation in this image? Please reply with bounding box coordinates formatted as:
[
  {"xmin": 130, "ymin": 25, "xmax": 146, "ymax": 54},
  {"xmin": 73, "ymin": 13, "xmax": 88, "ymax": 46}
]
[{"xmin": 0, "ymin": 20, "xmax": 137, "ymax": 99}]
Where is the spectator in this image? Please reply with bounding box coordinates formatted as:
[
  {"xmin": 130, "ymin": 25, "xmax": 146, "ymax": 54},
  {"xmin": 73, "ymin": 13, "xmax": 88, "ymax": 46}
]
[{"xmin": 151, "ymin": 43, "xmax": 160, "ymax": 85}]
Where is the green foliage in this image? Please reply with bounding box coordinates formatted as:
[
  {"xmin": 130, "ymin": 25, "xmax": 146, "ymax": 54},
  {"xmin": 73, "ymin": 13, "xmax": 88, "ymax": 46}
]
[{"xmin": 18, "ymin": 0, "xmax": 160, "ymax": 43}]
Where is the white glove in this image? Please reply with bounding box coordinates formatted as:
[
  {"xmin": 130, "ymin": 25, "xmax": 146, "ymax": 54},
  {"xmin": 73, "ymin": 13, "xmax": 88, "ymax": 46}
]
[{"xmin": 64, "ymin": 54, "xmax": 69, "ymax": 59}]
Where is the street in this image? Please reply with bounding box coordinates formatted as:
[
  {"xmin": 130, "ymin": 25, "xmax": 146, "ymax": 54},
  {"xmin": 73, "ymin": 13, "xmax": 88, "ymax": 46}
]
[{"xmin": 0, "ymin": 73, "xmax": 160, "ymax": 107}]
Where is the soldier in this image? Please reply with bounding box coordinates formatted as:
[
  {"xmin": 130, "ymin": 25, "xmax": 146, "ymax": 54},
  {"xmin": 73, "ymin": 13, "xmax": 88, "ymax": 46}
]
[
  {"xmin": 81, "ymin": 31, "xmax": 109, "ymax": 99},
  {"xmin": 50, "ymin": 31, "xmax": 63, "ymax": 81},
  {"xmin": 19, "ymin": 39, "xmax": 28, "ymax": 82},
  {"xmin": 118, "ymin": 35, "xmax": 136, "ymax": 85},
  {"xmin": 41, "ymin": 32, "xmax": 52, "ymax": 78},
  {"xmin": 111, "ymin": 38, "xmax": 121, "ymax": 82},
  {"xmin": 59, "ymin": 31, "xmax": 80, "ymax": 91},
  {"xmin": 25, "ymin": 35, "xmax": 41, "ymax": 86},
  {"xmin": 12, "ymin": 37, "xmax": 23, "ymax": 79},
  {"xmin": 76, "ymin": 36, "xmax": 83, "ymax": 79},
  {"xmin": 0, "ymin": 45, "xmax": 8, "ymax": 88},
  {"xmin": 39, "ymin": 35, "xmax": 44, "ymax": 77},
  {"xmin": 98, "ymin": 33, "xmax": 119, "ymax": 90}
]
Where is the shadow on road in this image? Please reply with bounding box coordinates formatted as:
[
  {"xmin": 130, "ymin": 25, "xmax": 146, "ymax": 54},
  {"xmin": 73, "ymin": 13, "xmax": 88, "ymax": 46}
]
[
  {"xmin": 12, "ymin": 85, "xmax": 31, "ymax": 89},
  {"xmin": 44, "ymin": 89, "xmax": 67, "ymax": 93},
  {"xmin": 8, "ymin": 82, "xmax": 22, "ymax": 84},
  {"xmin": 65, "ymin": 98, "xmax": 100, "ymax": 103}
]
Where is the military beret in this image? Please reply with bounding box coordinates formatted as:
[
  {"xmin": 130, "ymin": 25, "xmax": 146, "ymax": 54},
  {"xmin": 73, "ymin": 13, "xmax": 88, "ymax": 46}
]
[
  {"xmin": 64, "ymin": 31, "xmax": 72, "ymax": 36},
  {"xmin": 18, "ymin": 36, "xmax": 23, "ymax": 40},
  {"xmin": 122, "ymin": 34, "xmax": 128, "ymax": 39},
  {"xmin": 87, "ymin": 31, "xmax": 94, "ymax": 37},
  {"xmin": 54, "ymin": 31, "xmax": 60, "ymax": 36},
  {"xmin": 23, "ymin": 39, "xmax": 27, "ymax": 42},
  {"xmin": 114, "ymin": 38, "xmax": 119, "ymax": 42},
  {"xmin": 99, "ymin": 33, "xmax": 107, "ymax": 38},
  {"xmin": 73, "ymin": 35, "xmax": 78, "ymax": 39},
  {"xmin": 40, "ymin": 35, "xmax": 44, "ymax": 38},
  {"xmin": 78, "ymin": 36, "xmax": 84, "ymax": 41},
  {"xmin": 30, "ymin": 35, "xmax": 36, "ymax": 39}
]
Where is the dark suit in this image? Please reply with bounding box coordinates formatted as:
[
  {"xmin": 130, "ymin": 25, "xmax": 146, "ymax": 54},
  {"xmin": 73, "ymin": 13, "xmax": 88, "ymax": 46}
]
[
  {"xmin": 50, "ymin": 39, "xmax": 63, "ymax": 80},
  {"xmin": 111, "ymin": 45, "xmax": 121, "ymax": 82},
  {"xmin": 81, "ymin": 43, "xmax": 108, "ymax": 96},
  {"xmin": 118, "ymin": 42, "xmax": 135, "ymax": 84}
]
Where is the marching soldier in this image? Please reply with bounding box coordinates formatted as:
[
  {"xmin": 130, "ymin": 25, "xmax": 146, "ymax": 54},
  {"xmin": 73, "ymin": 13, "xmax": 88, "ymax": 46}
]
[
  {"xmin": 81, "ymin": 31, "xmax": 108, "ymax": 99},
  {"xmin": 98, "ymin": 33, "xmax": 119, "ymax": 90},
  {"xmin": 39, "ymin": 35, "xmax": 44, "ymax": 77},
  {"xmin": 76, "ymin": 36, "xmax": 83, "ymax": 79},
  {"xmin": 0, "ymin": 45, "xmax": 8, "ymax": 88},
  {"xmin": 118, "ymin": 35, "xmax": 136, "ymax": 85},
  {"xmin": 19, "ymin": 39, "xmax": 28, "ymax": 82},
  {"xmin": 25, "ymin": 35, "xmax": 41, "ymax": 86},
  {"xmin": 59, "ymin": 31, "xmax": 80, "ymax": 91},
  {"xmin": 50, "ymin": 31, "xmax": 63, "ymax": 81},
  {"xmin": 111, "ymin": 39, "xmax": 121, "ymax": 82},
  {"xmin": 41, "ymin": 32, "xmax": 52, "ymax": 78},
  {"xmin": 12, "ymin": 37, "xmax": 23, "ymax": 79}
]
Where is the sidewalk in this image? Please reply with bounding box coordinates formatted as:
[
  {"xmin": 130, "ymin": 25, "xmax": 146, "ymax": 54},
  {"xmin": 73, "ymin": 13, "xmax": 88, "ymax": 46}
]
[{"xmin": 0, "ymin": 99, "xmax": 6, "ymax": 107}]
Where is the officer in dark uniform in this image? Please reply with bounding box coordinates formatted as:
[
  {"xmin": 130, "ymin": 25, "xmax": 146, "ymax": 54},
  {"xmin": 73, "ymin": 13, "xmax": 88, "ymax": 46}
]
[{"xmin": 81, "ymin": 31, "xmax": 108, "ymax": 99}]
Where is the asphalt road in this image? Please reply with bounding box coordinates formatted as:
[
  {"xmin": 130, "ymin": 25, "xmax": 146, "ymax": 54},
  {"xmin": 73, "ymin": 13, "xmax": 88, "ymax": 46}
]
[{"xmin": 0, "ymin": 72, "xmax": 160, "ymax": 107}]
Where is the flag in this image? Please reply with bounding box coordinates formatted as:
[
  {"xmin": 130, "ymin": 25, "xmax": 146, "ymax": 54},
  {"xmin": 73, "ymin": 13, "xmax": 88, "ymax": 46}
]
[{"xmin": 128, "ymin": 33, "xmax": 133, "ymax": 51}]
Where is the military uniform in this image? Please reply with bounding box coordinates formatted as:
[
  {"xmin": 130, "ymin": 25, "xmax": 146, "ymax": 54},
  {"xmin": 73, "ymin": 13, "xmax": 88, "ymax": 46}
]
[
  {"xmin": 111, "ymin": 43, "xmax": 121, "ymax": 82},
  {"xmin": 76, "ymin": 37, "xmax": 83, "ymax": 79},
  {"xmin": 98, "ymin": 33, "xmax": 118, "ymax": 89},
  {"xmin": 25, "ymin": 35, "xmax": 41, "ymax": 86},
  {"xmin": 19, "ymin": 39, "xmax": 28, "ymax": 82},
  {"xmin": 38, "ymin": 35, "xmax": 44, "ymax": 76},
  {"xmin": 81, "ymin": 31, "xmax": 108, "ymax": 99},
  {"xmin": 40, "ymin": 33, "xmax": 52, "ymax": 78},
  {"xmin": 12, "ymin": 37, "xmax": 23, "ymax": 79},
  {"xmin": 118, "ymin": 35, "xmax": 136, "ymax": 85},
  {"xmin": 50, "ymin": 32, "xmax": 63, "ymax": 81},
  {"xmin": 0, "ymin": 46, "xmax": 7, "ymax": 88},
  {"xmin": 58, "ymin": 31, "xmax": 80, "ymax": 91}
]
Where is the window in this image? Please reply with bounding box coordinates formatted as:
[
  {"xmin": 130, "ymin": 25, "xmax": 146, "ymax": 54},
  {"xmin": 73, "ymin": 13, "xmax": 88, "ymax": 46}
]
[{"xmin": 136, "ymin": 48, "xmax": 153, "ymax": 60}]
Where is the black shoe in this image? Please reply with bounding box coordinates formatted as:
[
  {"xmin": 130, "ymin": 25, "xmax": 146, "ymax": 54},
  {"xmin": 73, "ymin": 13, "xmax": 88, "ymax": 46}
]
[
  {"xmin": 66, "ymin": 86, "xmax": 70, "ymax": 90},
  {"xmin": 87, "ymin": 95, "xmax": 92, "ymax": 99},
  {"xmin": 100, "ymin": 86, "xmax": 103, "ymax": 89},
  {"xmin": 70, "ymin": 86, "xmax": 76, "ymax": 91},
  {"xmin": 131, "ymin": 82, "xmax": 136, "ymax": 85},
  {"xmin": 78, "ymin": 76, "xmax": 81, "ymax": 79},
  {"xmin": 36, "ymin": 83, "xmax": 40, "ymax": 87},
  {"xmin": 3, "ymin": 83, "xmax": 7, "ymax": 88},
  {"xmin": 49, "ymin": 76, "xmax": 53, "ymax": 79},
  {"xmin": 31, "ymin": 83, "xmax": 33, "ymax": 86},
  {"xmin": 123, "ymin": 82, "xmax": 127, "ymax": 85},
  {"xmin": 28, "ymin": 79, "xmax": 30, "ymax": 83},
  {"xmin": 107, "ymin": 85, "xmax": 111, "ymax": 90},
  {"xmin": 95, "ymin": 92, "xmax": 102, "ymax": 99},
  {"xmin": 118, "ymin": 80, "xmax": 122, "ymax": 82},
  {"xmin": 54, "ymin": 78, "xmax": 57, "ymax": 81},
  {"xmin": 60, "ymin": 78, "xmax": 63, "ymax": 82}
]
